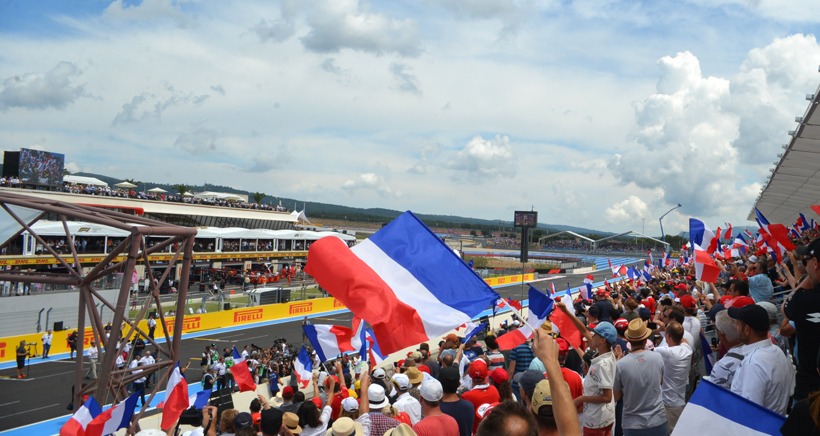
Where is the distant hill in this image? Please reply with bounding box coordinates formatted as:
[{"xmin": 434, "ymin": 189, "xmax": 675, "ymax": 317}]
[{"xmin": 67, "ymin": 171, "xmax": 613, "ymax": 235}]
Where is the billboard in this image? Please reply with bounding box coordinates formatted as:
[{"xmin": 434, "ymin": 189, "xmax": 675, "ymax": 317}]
[
  {"xmin": 514, "ymin": 211, "xmax": 538, "ymax": 228},
  {"xmin": 18, "ymin": 148, "xmax": 65, "ymax": 186}
]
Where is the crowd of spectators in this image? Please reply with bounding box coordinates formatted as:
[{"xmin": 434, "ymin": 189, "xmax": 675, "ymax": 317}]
[
  {"xmin": 152, "ymin": 231, "xmax": 820, "ymax": 435},
  {"xmin": 0, "ymin": 178, "xmax": 290, "ymax": 213}
]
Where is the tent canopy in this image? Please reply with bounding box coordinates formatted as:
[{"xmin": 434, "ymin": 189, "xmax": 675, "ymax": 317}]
[
  {"xmin": 147, "ymin": 187, "xmax": 167, "ymax": 193},
  {"xmin": 114, "ymin": 181, "xmax": 137, "ymax": 189},
  {"xmin": 63, "ymin": 175, "xmax": 108, "ymax": 187}
]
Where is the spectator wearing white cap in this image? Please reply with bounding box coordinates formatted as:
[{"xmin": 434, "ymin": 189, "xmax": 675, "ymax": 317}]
[
  {"xmin": 412, "ymin": 379, "xmax": 459, "ymax": 436},
  {"xmin": 729, "ymin": 304, "xmax": 793, "ymax": 415},
  {"xmin": 367, "ymin": 384, "xmax": 400, "ymax": 435},
  {"xmin": 338, "ymin": 370, "xmax": 371, "ymax": 436},
  {"xmin": 392, "ymin": 373, "xmax": 422, "ymax": 424}
]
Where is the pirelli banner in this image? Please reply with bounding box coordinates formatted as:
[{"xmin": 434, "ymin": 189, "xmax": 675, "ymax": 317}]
[
  {"xmin": 484, "ymin": 273, "xmax": 535, "ymax": 287},
  {"xmin": 0, "ymin": 297, "xmax": 346, "ymax": 365}
]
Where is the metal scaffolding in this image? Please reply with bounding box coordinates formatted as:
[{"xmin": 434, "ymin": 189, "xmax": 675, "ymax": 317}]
[{"xmin": 0, "ymin": 191, "xmax": 196, "ymax": 434}]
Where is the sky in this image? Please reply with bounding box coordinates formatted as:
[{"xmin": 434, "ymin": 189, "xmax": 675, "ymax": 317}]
[{"xmin": 1, "ymin": 0, "xmax": 820, "ymax": 236}]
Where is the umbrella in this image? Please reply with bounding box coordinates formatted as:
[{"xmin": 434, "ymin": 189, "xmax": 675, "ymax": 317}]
[
  {"xmin": 114, "ymin": 181, "xmax": 138, "ymax": 189},
  {"xmin": 147, "ymin": 187, "xmax": 167, "ymax": 193}
]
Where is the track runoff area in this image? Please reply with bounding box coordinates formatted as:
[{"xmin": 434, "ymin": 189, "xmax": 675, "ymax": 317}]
[{"xmin": 0, "ymin": 268, "xmax": 626, "ymax": 435}]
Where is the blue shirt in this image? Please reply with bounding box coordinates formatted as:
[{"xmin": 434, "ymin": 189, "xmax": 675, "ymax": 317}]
[{"xmin": 268, "ymin": 372, "xmax": 279, "ymax": 394}]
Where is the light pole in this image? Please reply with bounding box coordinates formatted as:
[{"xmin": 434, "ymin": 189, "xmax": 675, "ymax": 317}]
[{"xmin": 659, "ymin": 203, "xmax": 682, "ymax": 246}]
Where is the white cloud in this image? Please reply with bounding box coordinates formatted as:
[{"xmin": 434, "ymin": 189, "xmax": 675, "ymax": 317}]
[
  {"xmin": 103, "ymin": 0, "xmax": 194, "ymax": 27},
  {"xmin": 174, "ymin": 125, "xmax": 223, "ymax": 154},
  {"xmin": 299, "ymin": 0, "xmax": 421, "ymax": 56},
  {"xmin": 0, "ymin": 62, "xmax": 86, "ymax": 111},
  {"xmin": 112, "ymin": 83, "xmax": 210, "ymax": 125},
  {"xmin": 604, "ymin": 195, "xmax": 649, "ymax": 224},
  {"xmin": 341, "ymin": 173, "xmax": 402, "ymax": 197},
  {"xmin": 447, "ymin": 135, "xmax": 516, "ymax": 181}
]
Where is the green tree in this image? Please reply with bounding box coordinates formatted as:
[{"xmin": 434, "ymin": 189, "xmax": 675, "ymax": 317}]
[
  {"xmin": 174, "ymin": 184, "xmax": 192, "ymax": 196},
  {"xmin": 252, "ymin": 192, "xmax": 266, "ymax": 204}
]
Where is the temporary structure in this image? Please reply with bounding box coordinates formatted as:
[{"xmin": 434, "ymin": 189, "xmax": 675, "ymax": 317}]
[
  {"xmin": 114, "ymin": 181, "xmax": 138, "ymax": 189},
  {"xmin": 147, "ymin": 187, "xmax": 167, "ymax": 193},
  {"xmin": 63, "ymin": 175, "xmax": 108, "ymax": 187}
]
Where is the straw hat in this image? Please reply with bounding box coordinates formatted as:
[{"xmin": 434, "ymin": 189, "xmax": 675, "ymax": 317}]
[
  {"xmin": 283, "ymin": 412, "xmax": 302, "ymax": 434},
  {"xmin": 624, "ymin": 318, "xmax": 651, "ymax": 341},
  {"xmin": 326, "ymin": 417, "xmax": 364, "ymax": 436}
]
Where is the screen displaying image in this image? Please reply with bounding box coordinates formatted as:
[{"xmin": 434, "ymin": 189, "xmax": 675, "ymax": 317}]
[
  {"xmin": 514, "ymin": 211, "xmax": 537, "ymax": 227},
  {"xmin": 18, "ymin": 148, "xmax": 65, "ymax": 186}
]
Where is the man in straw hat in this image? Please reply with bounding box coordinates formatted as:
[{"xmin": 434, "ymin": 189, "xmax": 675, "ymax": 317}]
[{"xmin": 613, "ymin": 318, "xmax": 667, "ymax": 436}]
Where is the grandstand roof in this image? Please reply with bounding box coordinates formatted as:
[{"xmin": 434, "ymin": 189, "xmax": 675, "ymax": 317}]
[{"xmin": 750, "ymin": 83, "xmax": 820, "ymax": 225}]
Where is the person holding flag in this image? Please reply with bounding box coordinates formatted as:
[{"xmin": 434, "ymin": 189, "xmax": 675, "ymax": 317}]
[
  {"xmin": 555, "ymin": 300, "xmax": 617, "ymax": 435},
  {"xmin": 229, "ymin": 346, "xmax": 257, "ymax": 392}
]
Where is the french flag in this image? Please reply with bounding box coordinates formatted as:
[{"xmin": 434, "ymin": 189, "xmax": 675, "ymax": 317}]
[
  {"xmin": 607, "ymin": 259, "xmax": 626, "ymax": 277},
  {"xmin": 59, "ymin": 397, "xmax": 101, "ymax": 436},
  {"xmin": 496, "ymin": 285, "xmax": 554, "ymax": 350},
  {"xmin": 724, "ymin": 223, "xmax": 733, "ymax": 240},
  {"xmin": 797, "ymin": 213, "xmax": 810, "ymax": 231},
  {"xmin": 304, "ymin": 211, "xmax": 500, "ymax": 355},
  {"xmin": 627, "ymin": 267, "xmax": 639, "ymax": 281},
  {"xmin": 303, "ymin": 324, "xmax": 356, "ymax": 363},
  {"xmin": 581, "ymin": 283, "xmax": 592, "ymax": 301},
  {"xmin": 84, "ymin": 393, "xmax": 139, "ymax": 436},
  {"xmin": 641, "ymin": 269, "xmax": 652, "ymax": 282},
  {"xmin": 294, "ymin": 346, "xmax": 313, "ymax": 389},
  {"xmin": 694, "ymin": 250, "xmax": 720, "ymax": 283},
  {"xmin": 661, "ymin": 252, "xmax": 670, "ymax": 267},
  {"xmin": 671, "ymin": 380, "xmax": 784, "ymax": 436},
  {"xmin": 550, "ymin": 288, "xmax": 582, "ymax": 350},
  {"xmin": 461, "ymin": 321, "xmax": 489, "ymax": 344},
  {"xmin": 549, "ymin": 283, "xmax": 556, "ymax": 295},
  {"xmin": 160, "ymin": 362, "xmax": 189, "ymax": 431},
  {"xmin": 689, "ymin": 218, "xmax": 717, "ymax": 253},
  {"xmin": 583, "ymin": 274, "xmax": 594, "ymax": 285},
  {"xmin": 230, "ymin": 346, "xmax": 257, "ymax": 392}
]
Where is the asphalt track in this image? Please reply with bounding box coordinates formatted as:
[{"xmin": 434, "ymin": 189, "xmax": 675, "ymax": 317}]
[{"xmin": 0, "ymin": 268, "xmax": 626, "ymax": 433}]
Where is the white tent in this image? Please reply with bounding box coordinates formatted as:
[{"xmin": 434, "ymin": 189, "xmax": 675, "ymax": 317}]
[
  {"xmin": 63, "ymin": 175, "xmax": 108, "ymax": 187},
  {"xmin": 147, "ymin": 187, "xmax": 167, "ymax": 193},
  {"xmin": 114, "ymin": 181, "xmax": 138, "ymax": 189},
  {"xmin": 290, "ymin": 209, "xmax": 311, "ymax": 224}
]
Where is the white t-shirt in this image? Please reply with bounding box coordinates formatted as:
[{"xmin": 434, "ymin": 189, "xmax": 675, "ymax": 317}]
[
  {"xmin": 582, "ymin": 351, "xmax": 616, "ymax": 429},
  {"xmin": 653, "ymin": 342, "xmax": 692, "ymax": 407},
  {"xmin": 299, "ymin": 405, "xmax": 332, "ymax": 436},
  {"xmin": 731, "ymin": 339, "xmax": 793, "ymax": 415}
]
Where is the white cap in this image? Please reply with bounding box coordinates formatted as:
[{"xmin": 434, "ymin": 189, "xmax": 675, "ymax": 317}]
[
  {"xmin": 420, "ymin": 379, "xmax": 443, "ymax": 402},
  {"xmin": 392, "ymin": 373, "xmax": 410, "ymax": 390}
]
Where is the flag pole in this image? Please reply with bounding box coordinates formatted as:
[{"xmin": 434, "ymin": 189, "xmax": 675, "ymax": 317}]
[{"xmin": 502, "ymin": 294, "xmax": 540, "ymax": 333}]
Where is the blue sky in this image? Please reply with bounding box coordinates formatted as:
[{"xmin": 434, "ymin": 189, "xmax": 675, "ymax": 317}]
[{"xmin": 1, "ymin": 0, "xmax": 819, "ymax": 234}]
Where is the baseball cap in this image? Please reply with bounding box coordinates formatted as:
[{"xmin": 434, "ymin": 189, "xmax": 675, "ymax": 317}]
[
  {"xmin": 489, "ymin": 367, "xmax": 509, "ymax": 384},
  {"xmin": 341, "ymin": 397, "xmax": 359, "ymax": 412},
  {"xmin": 614, "ymin": 318, "xmax": 629, "ymax": 331},
  {"xmin": 468, "ymin": 360, "xmax": 488, "ymax": 379},
  {"xmin": 445, "ymin": 333, "xmax": 458, "ymax": 342},
  {"xmin": 554, "ymin": 337, "xmax": 569, "ymax": 353},
  {"xmin": 727, "ymin": 296, "xmax": 755, "ymax": 308},
  {"xmin": 757, "ymin": 301, "xmax": 778, "ymax": 323},
  {"xmin": 476, "ymin": 402, "xmax": 500, "ymax": 420},
  {"xmin": 282, "ymin": 385, "xmax": 294, "ymax": 399},
  {"xmin": 260, "ymin": 408, "xmax": 283, "ymax": 436},
  {"xmin": 729, "ymin": 304, "xmax": 770, "ymax": 332},
  {"xmin": 679, "ymin": 294, "xmax": 697, "ymax": 309},
  {"xmin": 234, "ymin": 412, "xmax": 253, "ymax": 429},
  {"xmin": 592, "ymin": 322, "xmax": 617, "ymax": 345},
  {"xmin": 513, "ymin": 370, "xmax": 545, "ymax": 400},
  {"xmin": 392, "ymin": 373, "xmax": 410, "ymax": 390},
  {"xmin": 420, "ymin": 379, "xmax": 443, "ymax": 402},
  {"xmin": 372, "ymin": 367, "xmax": 386, "ymax": 380},
  {"xmin": 530, "ymin": 380, "xmax": 553, "ymax": 416}
]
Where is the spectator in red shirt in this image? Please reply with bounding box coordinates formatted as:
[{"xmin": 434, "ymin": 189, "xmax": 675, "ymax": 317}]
[
  {"xmin": 413, "ymin": 379, "xmax": 460, "ymax": 436},
  {"xmin": 460, "ymin": 360, "xmax": 500, "ymax": 433}
]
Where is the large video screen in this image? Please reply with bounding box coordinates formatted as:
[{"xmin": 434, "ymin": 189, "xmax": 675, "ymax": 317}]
[
  {"xmin": 18, "ymin": 148, "xmax": 65, "ymax": 186},
  {"xmin": 514, "ymin": 211, "xmax": 538, "ymax": 228}
]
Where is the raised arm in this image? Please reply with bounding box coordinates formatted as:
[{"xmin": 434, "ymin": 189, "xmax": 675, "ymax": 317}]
[{"xmin": 532, "ymin": 329, "xmax": 582, "ymax": 436}]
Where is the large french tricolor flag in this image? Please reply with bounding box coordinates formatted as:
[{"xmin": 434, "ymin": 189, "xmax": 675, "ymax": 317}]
[
  {"xmin": 550, "ymin": 288, "xmax": 582, "ymax": 350},
  {"xmin": 303, "ymin": 324, "xmax": 356, "ymax": 362},
  {"xmin": 294, "ymin": 346, "xmax": 313, "ymax": 389},
  {"xmin": 84, "ymin": 393, "xmax": 139, "ymax": 436},
  {"xmin": 59, "ymin": 397, "xmax": 102, "ymax": 436},
  {"xmin": 160, "ymin": 362, "xmax": 190, "ymax": 431},
  {"xmin": 496, "ymin": 285, "xmax": 554, "ymax": 350},
  {"xmin": 230, "ymin": 346, "xmax": 257, "ymax": 392},
  {"xmin": 304, "ymin": 211, "xmax": 500, "ymax": 355},
  {"xmin": 671, "ymin": 380, "xmax": 784, "ymax": 436},
  {"xmin": 689, "ymin": 218, "xmax": 717, "ymax": 253}
]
